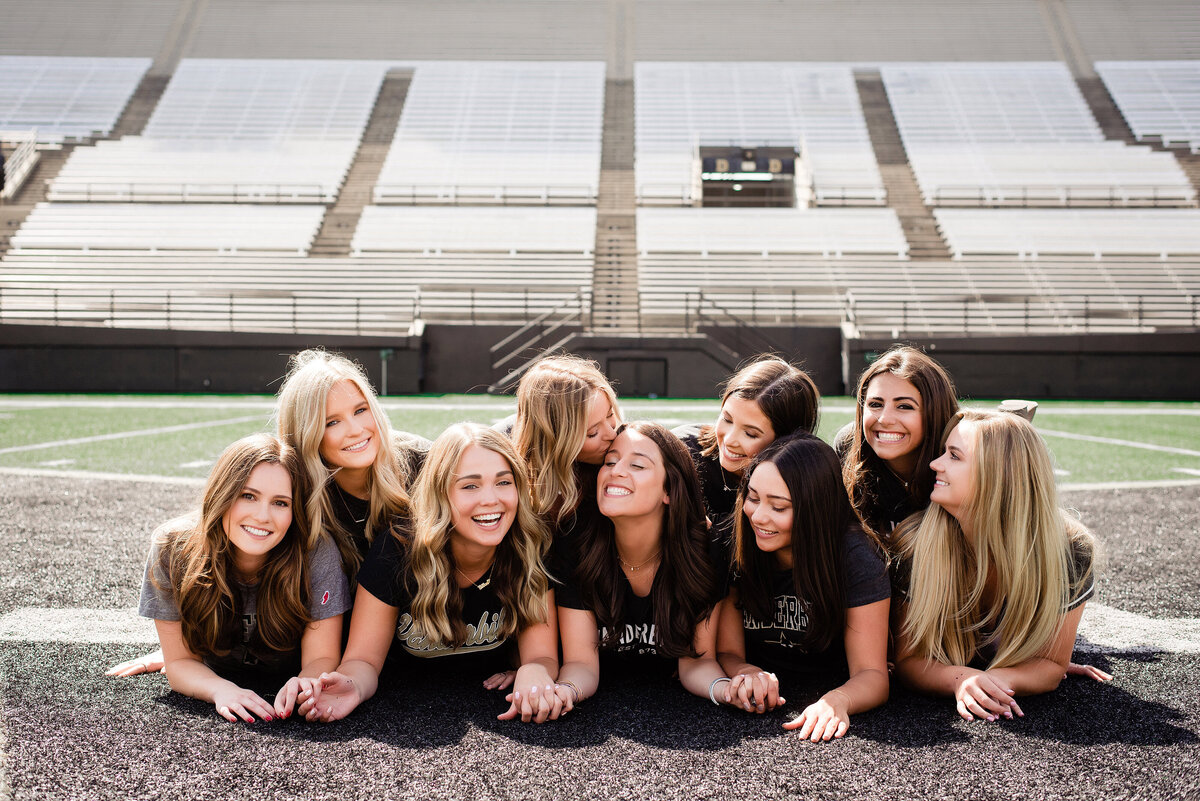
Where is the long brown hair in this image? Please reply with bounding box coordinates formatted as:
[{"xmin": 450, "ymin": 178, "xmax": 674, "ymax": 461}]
[
  {"xmin": 733, "ymin": 433, "xmax": 867, "ymax": 652},
  {"xmin": 156, "ymin": 434, "xmax": 312, "ymax": 661},
  {"xmin": 697, "ymin": 355, "xmax": 820, "ymax": 455},
  {"xmin": 575, "ymin": 422, "xmax": 717, "ymax": 658},
  {"xmin": 842, "ymin": 346, "xmax": 958, "ymax": 540}
]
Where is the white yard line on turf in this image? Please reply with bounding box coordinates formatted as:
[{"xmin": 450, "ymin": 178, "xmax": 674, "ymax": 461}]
[
  {"xmin": 3, "ymin": 603, "xmax": 1196, "ymax": 654},
  {"xmin": 0, "ymin": 415, "xmax": 266, "ymax": 456},
  {"xmin": 1038, "ymin": 428, "xmax": 1200, "ymax": 458},
  {"xmin": 0, "ymin": 466, "xmax": 203, "ymax": 486}
]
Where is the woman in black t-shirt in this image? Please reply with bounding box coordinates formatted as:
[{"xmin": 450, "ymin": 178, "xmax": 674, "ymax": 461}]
[
  {"xmin": 298, "ymin": 424, "xmax": 565, "ymax": 724},
  {"xmin": 717, "ymin": 433, "xmax": 890, "ymax": 741},
  {"xmin": 555, "ymin": 422, "xmax": 749, "ymax": 709},
  {"xmin": 674, "ymin": 356, "xmax": 820, "ymax": 533}
]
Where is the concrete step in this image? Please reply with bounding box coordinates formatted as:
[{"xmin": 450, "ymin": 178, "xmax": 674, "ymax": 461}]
[{"xmin": 109, "ymin": 74, "xmax": 170, "ymax": 138}]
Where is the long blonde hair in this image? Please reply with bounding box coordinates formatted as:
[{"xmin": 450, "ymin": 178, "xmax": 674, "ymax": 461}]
[
  {"xmin": 275, "ymin": 349, "xmax": 413, "ymax": 573},
  {"xmin": 403, "ymin": 424, "xmax": 551, "ymax": 648},
  {"xmin": 512, "ymin": 354, "xmax": 620, "ymax": 525},
  {"xmin": 898, "ymin": 410, "xmax": 1094, "ymax": 669},
  {"xmin": 156, "ymin": 434, "xmax": 311, "ymax": 660}
]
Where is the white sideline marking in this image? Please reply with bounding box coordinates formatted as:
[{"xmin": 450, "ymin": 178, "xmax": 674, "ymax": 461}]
[
  {"xmin": 0, "ymin": 466, "xmax": 203, "ymax": 486},
  {"xmin": 179, "ymin": 459, "xmax": 213, "ymax": 469},
  {"xmin": 37, "ymin": 459, "xmax": 74, "ymax": 467},
  {"xmin": 0, "ymin": 415, "xmax": 265, "ymax": 455},
  {"xmin": 1039, "ymin": 428, "xmax": 1200, "ymax": 458},
  {"xmin": 1171, "ymin": 467, "xmax": 1200, "ymax": 477},
  {"xmin": 0, "ymin": 608, "xmax": 156, "ymax": 644},
  {"xmin": 0, "ymin": 604, "xmax": 1195, "ymax": 655},
  {"xmin": 1060, "ymin": 478, "xmax": 1200, "ymax": 492},
  {"xmin": 1077, "ymin": 604, "xmax": 1200, "ymax": 655}
]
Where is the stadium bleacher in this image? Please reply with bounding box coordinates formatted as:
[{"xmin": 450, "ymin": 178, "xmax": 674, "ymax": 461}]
[
  {"xmin": 1096, "ymin": 61, "xmax": 1200, "ymax": 153},
  {"xmin": 374, "ymin": 61, "xmax": 605, "ymax": 205},
  {"xmin": 882, "ymin": 62, "xmax": 1195, "ymax": 206},
  {"xmin": 0, "ymin": 56, "xmax": 151, "ymax": 144},
  {"xmin": 635, "ymin": 63, "xmax": 885, "ymax": 206}
]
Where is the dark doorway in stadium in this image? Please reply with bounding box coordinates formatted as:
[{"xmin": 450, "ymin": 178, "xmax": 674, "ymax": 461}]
[
  {"xmin": 699, "ymin": 145, "xmax": 798, "ymax": 207},
  {"xmin": 608, "ymin": 358, "xmax": 667, "ymax": 397}
]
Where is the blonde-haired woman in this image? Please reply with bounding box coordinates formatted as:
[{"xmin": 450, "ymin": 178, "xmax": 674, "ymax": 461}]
[
  {"xmin": 109, "ymin": 349, "xmax": 425, "ymax": 679},
  {"xmin": 893, "ymin": 410, "xmax": 1097, "ymax": 722},
  {"xmin": 510, "ymin": 354, "xmax": 621, "ymax": 535},
  {"xmin": 276, "ymin": 348, "xmax": 425, "ymax": 573},
  {"xmin": 298, "ymin": 424, "xmax": 564, "ymax": 723},
  {"xmin": 138, "ymin": 434, "xmax": 349, "ymax": 722}
]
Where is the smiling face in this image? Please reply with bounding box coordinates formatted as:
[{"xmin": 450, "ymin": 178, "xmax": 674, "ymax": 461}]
[
  {"xmin": 597, "ymin": 428, "xmax": 669, "ymax": 522},
  {"xmin": 448, "ymin": 444, "xmax": 519, "ymax": 552},
  {"xmin": 222, "ymin": 462, "xmax": 293, "ymax": 576},
  {"xmin": 576, "ymin": 390, "xmax": 619, "ymax": 465},
  {"xmin": 320, "ymin": 380, "xmax": 380, "ymax": 471},
  {"xmin": 714, "ymin": 395, "xmax": 776, "ymax": 475},
  {"xmin": 742, "ymin": 461, "xmax": 794, "ymax": 569},
  {"xmin": 929, "ymin": 421, "xmax": 976, "ymax": 524},
  {"xmin": 863, "ymin": 372, "xmax": 926, "ymax": 476}
]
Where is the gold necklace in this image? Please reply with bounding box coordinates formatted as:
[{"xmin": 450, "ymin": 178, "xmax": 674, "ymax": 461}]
[
  {"xmin": 455, "ymin": 562, "xmax": 494, "ymax": 590},
  {"xmin": 617, "ymin": 550, "xmax": 660, "ymax": 572}
]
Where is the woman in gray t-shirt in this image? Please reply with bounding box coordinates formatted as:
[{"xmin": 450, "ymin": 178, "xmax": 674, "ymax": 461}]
[{"xmin": 137, "ymin": 433, "xmax": 350, "ymax": 723}]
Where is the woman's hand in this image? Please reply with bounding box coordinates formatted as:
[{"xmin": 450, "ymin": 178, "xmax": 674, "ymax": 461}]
[
  {"xmin": 1066, "ymin": 661, "xmax": 1113, "ymax": 682},
  {"xmin": 105, "ymin": 649, "xmax": 165, "ymax": 677},
  {"xmin": 954, "ymin": 670, "xmax": 1024, "ymax": 722},
  {"xmin": 211, "ymin": 685, "xmax": 275, "ymax": 724},
  {"xmin": 297, "ymin": 672, "xmax": 362, "ymax": 722},
  {"xmin": 497, "ymin": 683, "xmax": 572, "ymax": 724},
  {"xmin": 784, "ymin": 694, "xmax": 849, "ymax": 741},
  {"xmin": 273, "ymin": 675, "xmax": 323, "ymax": 720},
  {"xmin": 725, "ymin": 671, "xmax": 784, "ymax": 713},
  {"xmin": 482, "ymin": 669, "xmax": 517, "ymax": 691}
]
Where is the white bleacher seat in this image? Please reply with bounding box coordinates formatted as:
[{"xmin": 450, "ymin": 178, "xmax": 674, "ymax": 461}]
[
  {"xmin": 374, "ymin": 62, "xmax": 604, "ymax": 205},
  {"xmin": 934, "ymin": 209, "xmax": 1200, "ymax": 258},
  {"xmin": 352, "ymin": 206, "xmax": 596, "ymax": 254},
  {"xmin": 0, "ymin": 56, "xmax": 150, "ymax": 143},
  {"xmin": 882, "ymin": 62, "xmax": 1195, "ymax": 206},
  {"xmin": 637, "ymin": 208, "xmax": 907, "ymax": 258},
  {"xmin": 635, "ymin": 63, "xmax": 885, "ymax": 206},
  {"xmin": 48, "ymin": 59, "xmax": 389, "ymax": 203},
  {"xmin": 1096, "ymin": 61, "xmax": 1200, "ymax": 153},
  {"xmin": 9, "ymin": 203, "xmax": 326, "ymax": 254}
]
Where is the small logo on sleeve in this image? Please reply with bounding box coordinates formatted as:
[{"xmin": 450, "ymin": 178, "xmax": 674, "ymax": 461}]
[{"xmin": 321, "ymin": 590, "xmax": 330, "ymax": 605}]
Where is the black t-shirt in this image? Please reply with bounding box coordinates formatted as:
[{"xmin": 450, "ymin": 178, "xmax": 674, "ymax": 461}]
[
  {"xmin": 834, "ymin": 423, "xmax": 923, "ymax": 541},
  {"xmin": 551, "ymin": 528, "xmax": 730, "ymax": 668},
  {"xmin": 736, "ymin": 526, "xmax": 890, "ymax": 681},
  {"xmin": 672, "ymin": 424, "xmax": 742, "ymax": 530},
  {"xmin": 356, "ymin": 526, "xmax": 514, "ymax": 674},
  {"xmin": 329, "ymin": 436, "xmax": 428, "ymax": 563}
]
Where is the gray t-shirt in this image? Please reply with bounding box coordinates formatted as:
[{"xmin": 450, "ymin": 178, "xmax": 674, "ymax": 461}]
[{"xmin": 139, "ymin": 533, "xmax": 350, "ymax": 675}]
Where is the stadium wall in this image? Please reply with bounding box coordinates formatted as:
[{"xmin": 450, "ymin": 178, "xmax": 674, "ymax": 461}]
[{"xmin": 849, "ymin": 331, "xmax": 1200, "ymax": 401}]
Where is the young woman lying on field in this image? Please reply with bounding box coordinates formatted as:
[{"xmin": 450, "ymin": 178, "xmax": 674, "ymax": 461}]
[{"xmin": 138, "ymin": 434, "xmax": 350, "ymax": 722}]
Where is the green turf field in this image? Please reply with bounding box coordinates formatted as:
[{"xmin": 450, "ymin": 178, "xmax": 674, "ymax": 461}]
[{"xmin": 0, "ymin": 395, "xmax": 1198, "ymax": 487}]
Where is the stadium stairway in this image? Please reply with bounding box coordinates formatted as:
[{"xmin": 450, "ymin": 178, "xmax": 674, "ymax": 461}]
[
  {"xmin": 309, "ymin": 69, "xmax": 412, "ymax": 257},
  {"xmin": 590, "ymin": 78, "xmax": 641, "ymax": 332},
  {"xmin": 854, "ymin": 71, "xmax": 952, "ymax": 260},
  {"xmin": 107, "ymin": 73, "xmax": 170, "ymax": 138},
  {"xmin": 1076, "ymin": 75, "xmax": 1200, "ymax": 204},
  {"xmin": 0, "ymin": 147, "xmax": 73, "ymax": 259}
]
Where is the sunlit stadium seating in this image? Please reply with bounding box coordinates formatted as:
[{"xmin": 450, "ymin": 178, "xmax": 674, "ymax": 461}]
[
  {"xmin": 0, "ymin": 56, "xmax": 150, "ymax": 144},
  {"xmin": 882, "ymin": 62, "xmax": 1195, "ymax": 206},
  {"xmin": 934, "ymin": 209, "xmax": 1200, "ymax": 258},
  {"xmin": 635, "ymin": 63, "xmax": 885, "ymax": 206},
  {"xmin": 373, "ymin": 62, "xmax": 604, "ymax": 205},
  {"xmin": 49, "ymin": 59, "xmax": 389, "ymax": 202},
  {"xmin": 9, "ymin": 203, "xmax": 325, "ymax": 253},
  {"xmin": 1096, "ymin": 61, "xmax": 1200, "ymax": 153}
]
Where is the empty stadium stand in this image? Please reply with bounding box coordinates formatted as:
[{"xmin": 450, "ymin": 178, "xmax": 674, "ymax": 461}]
[
  {"xmin": 1096, "ymin": 61, "xmax": 1200, "ymax": 152},
  {"xmin": 0, "ymin": 57, "xmax": 151, "ymax": 144}
]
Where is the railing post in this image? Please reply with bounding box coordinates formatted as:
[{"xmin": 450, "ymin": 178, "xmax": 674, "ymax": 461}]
[
  {"xmin": 110, "ymin": 288, "xmax": 116, "ymax": 326},
  {"xmin": 1084, "ymin": 296, "xmax": 1089, "ymax": 332},
  {"xmin": 166, "ymin": 290, "xmax": 172, "ymax": 329},
  {"xmin": 962, "ymin": 298, "xmax": 968, "ymax": 334},
  {"xmin": 1024, "ymin": 296, "xmax": 1029, "ymax": 332},
  {"xmin": 53, "ymin": 287, "xmax": 59, "ymax": 324},
  {"xmin": 470, "ymin": 288, "xmax": 476, "ymax": 325},
  {"xmin": 229, "ymin": 293, "xmax": 234, "ymax": 330},
  {"xmin": 356, "ymin": 297, "xmax": 362, "ymax": 334},
  {"xmin": 292, "ymin": 296, "xmax": 298, "ymax": 333},
  {"xmin": 1138, "ymin": 295, "xmax": 1143, "ymax": 327}
]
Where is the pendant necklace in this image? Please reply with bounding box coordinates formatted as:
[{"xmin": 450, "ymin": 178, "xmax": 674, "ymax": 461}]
[
  {"xmin": 456, "ymin": 562, "xmax": 494, "ymax": 590},
  {"xmin": 618, "ymin": 550, "xmax": 660, "ymax": 572}
]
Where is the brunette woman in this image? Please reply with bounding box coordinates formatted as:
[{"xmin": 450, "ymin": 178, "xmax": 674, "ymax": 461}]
[
  {"xmin": 717, "ymin": 434, "xmax": 890, "ymax": 740},
  {"xmin": 893, "ymin": 410, "xmax": 1098, "ymax": 721},
  {"xmin": 674, "ymin": 356, "xmax": 819, "ymax": 531},
  {"xmin": 552, "ymin": 422, "xmax": 749, "ymax": 710},
  {"xmin": 138, "ymin": 433, "xmax": 349, "ymax": 722}
]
